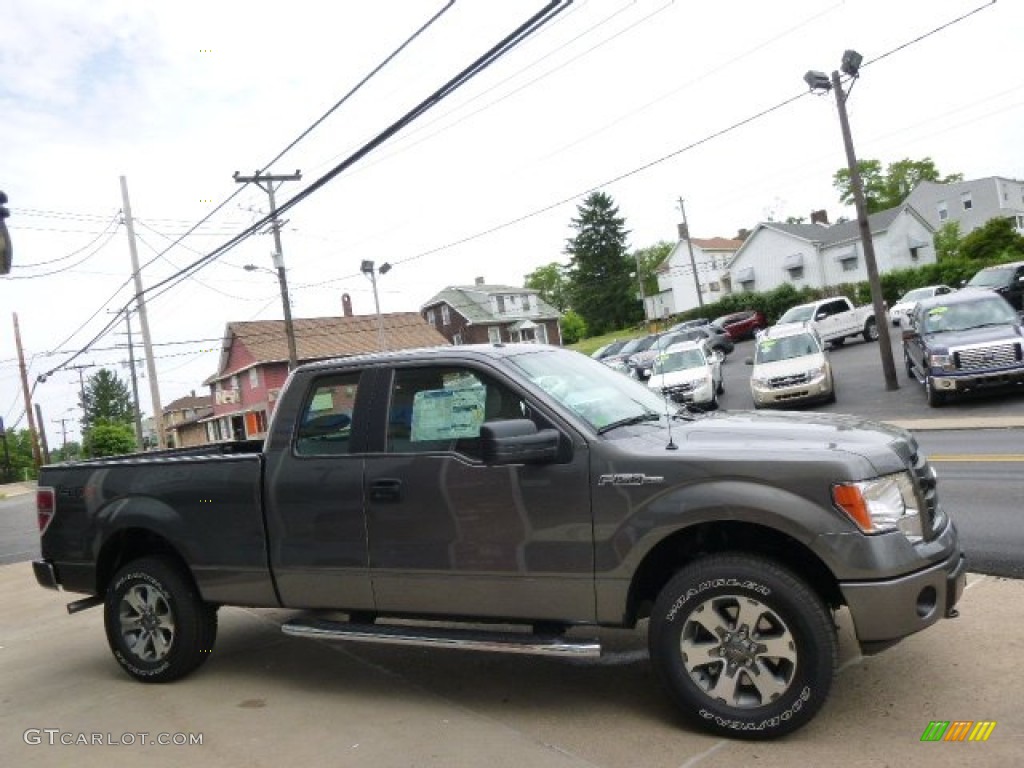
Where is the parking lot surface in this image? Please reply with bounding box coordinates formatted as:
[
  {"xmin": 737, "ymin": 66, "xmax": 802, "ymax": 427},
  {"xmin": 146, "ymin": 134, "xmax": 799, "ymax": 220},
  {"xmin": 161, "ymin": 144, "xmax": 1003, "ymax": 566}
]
[{"xmin": 1, "ymin": 563, "xmax": 1019, "ymax": 767}]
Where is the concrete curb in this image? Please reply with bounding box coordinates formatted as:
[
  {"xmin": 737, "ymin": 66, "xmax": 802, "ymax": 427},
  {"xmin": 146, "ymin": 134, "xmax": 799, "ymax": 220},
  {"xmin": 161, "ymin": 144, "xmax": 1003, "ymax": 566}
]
[{"xmin": 883, "ymin": 416, "xmax": 1024, "ymax": 431}]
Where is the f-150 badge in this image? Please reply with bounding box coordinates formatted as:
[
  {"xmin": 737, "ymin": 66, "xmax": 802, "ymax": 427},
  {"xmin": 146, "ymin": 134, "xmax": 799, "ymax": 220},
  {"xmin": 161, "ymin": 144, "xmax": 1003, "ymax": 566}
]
[{"xmin": 598, "ymin": 473, "xmax": 664, "ymax": 486}]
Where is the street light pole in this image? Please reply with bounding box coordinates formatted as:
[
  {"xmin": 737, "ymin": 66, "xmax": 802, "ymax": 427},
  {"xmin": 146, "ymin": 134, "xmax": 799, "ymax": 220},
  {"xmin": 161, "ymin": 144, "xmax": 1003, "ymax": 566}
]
[
  {"xmin": 805, "ymin": 54, "xmax": 898, "ymax": 392},
  {"xmin": 361, "ymin": 260, "xmax": 391, "ymax": 351}
]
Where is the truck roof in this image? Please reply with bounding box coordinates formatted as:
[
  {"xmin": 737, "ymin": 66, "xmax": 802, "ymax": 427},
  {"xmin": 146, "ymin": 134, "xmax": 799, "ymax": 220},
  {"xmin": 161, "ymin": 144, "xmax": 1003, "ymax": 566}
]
[{"xmin": 296, "ymin": 342, "xmax": 562, "ymax": 373}]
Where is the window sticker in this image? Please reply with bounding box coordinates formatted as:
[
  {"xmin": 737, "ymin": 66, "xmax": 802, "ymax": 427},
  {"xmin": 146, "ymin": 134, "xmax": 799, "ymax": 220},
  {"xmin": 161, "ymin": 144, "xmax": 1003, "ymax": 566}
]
[
  {"xmin": 410, "ymin": 385, "xmax": 485, "ymax": 441},
  {"xmin": 927, "ymin": 306, "xmax": 948, "ymax": 316},
  {"xmin": 310, "ymin": 390, "xmax": 335, "ymax": 412}
]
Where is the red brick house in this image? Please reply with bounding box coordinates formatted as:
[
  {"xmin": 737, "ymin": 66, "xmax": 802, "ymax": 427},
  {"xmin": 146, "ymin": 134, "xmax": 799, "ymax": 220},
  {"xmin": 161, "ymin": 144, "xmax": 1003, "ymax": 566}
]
[
  {"xmin": 420, "ymin": 278, "xmax": 562, "ymax": 346},
  {"xmin": 162, "ymin": 393, "xmax": 213, "ymax": 449},
  {"xmin": 203, "ymin": 313, "xmax": 448, "ymax": 442}
]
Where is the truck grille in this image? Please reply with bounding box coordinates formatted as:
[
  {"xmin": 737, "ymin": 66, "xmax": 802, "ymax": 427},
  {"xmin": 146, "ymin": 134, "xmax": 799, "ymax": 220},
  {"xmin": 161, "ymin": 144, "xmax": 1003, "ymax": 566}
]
[
  {"xmin": 954, "ymin": 342, "xmax": 1023, "ymax": 371},
  {"xmin": 769, "ymin": 373, "xmax": 811, "ymax": 389},
  {"xmin": 909, "ymin": 452, "xmax": 941, "ymax": 537}
]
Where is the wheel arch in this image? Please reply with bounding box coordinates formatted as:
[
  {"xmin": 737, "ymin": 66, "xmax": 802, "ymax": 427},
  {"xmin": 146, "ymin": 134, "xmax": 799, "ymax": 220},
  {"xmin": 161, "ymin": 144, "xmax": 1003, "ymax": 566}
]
[
  {"xmin": 625, "ymin": 521, "xmax": 842, "ymax": 626},
  {"xmin": 96, "ymin": 528, "xmax": 195, "ymax": 597}
]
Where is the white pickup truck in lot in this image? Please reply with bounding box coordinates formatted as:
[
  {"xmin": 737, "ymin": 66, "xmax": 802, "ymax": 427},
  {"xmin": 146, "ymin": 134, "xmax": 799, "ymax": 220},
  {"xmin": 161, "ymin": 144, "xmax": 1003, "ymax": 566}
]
[{"xmin": 776, "ymin": 296, "xmax": 878, "ymax": 347}]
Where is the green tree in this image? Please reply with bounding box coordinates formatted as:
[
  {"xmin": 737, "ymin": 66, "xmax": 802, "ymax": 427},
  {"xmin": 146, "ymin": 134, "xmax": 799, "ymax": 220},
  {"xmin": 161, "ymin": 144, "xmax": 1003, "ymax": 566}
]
[
  {"xmin": 83, "ymin": 422, "xmax": 136, "ymax": 458},
  {"xmin": 559, "ymin": 309, "xmax": 586, "ymax": 344},
  {"xmin": 50, "ymin": 441, "xmax": 82, "ymax": 463},
  {"xmin": 632, "ymin": 241, "xmax": 673, "ymax": 297},
  {"xmin": 524, "ymin": 262, "xmax": 569, "ymax": 312},
  {"xmin": 934, "ymin": 220, "xmax": 962, "ymax": 262},
  {"xmin": 564, "ymin": 191, "xmax": 640, "ymax": 336},
  {"xmin": 959, "ymin": 216, "xmax": 1024, "ymax": 262},
  {"xmin": 1, "ymin": 428, "xmax": 38, "ymax": 480},
  {"xmin": 833, "ymin": 157, "xmax": 963, "ymax": 213},
  {"xmin": 80, "ymin": 368, "xmax": 136, "ymax": 434}
]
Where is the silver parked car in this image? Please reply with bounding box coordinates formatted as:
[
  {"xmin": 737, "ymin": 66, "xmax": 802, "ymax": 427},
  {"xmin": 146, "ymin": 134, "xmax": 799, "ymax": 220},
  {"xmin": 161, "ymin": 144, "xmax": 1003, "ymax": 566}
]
[
  {"xmin": 647, "ymin": 340, "xmax": 724, "ymax": 409},
  {"xmin": 747, "ymin": 323, "xmax": 834, "ymax": 408}
]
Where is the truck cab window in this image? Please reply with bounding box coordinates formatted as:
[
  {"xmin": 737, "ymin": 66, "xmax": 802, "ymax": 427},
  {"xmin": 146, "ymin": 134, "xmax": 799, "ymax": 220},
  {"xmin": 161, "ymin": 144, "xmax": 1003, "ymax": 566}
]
[
  {"xmin": 387, "ymin": 366, "xmax": 525, "ymax": 456},
  {"xmin": 295, "ymin": 372, "xmax": 361, "ymax": 455}
]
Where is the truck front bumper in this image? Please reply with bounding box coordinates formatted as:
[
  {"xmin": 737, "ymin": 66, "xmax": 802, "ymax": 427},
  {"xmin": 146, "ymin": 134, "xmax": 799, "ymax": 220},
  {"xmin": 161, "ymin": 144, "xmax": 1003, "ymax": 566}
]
[
  {"xmin": 840, "ymin": 548, "xmax": 967, "ymax": 655},
  {"xmin": 931, "ymin": 368, "xmax": 1024, "ymax": 394}
]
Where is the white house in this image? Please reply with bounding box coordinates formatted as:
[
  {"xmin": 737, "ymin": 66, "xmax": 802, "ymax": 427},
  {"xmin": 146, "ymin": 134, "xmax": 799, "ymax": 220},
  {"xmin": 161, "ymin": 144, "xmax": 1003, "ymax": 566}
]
[
  {"xmin": 723, "ymin": 205, "xmax": 935, "ymax": 295},
  {"xmin": 653, "ymin": 236, "xmax": 744, "ymax": 316},
  {"xmin": 905, "ymin": 176, "xmax": 1024, "ymax": 236}
]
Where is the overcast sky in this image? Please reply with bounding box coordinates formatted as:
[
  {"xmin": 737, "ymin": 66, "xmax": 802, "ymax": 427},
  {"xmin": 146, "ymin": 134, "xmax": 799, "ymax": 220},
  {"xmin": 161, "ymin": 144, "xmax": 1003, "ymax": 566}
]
[{"xmin": 2, "ymin": 0, "xmax": 1021, "ymax": 446}]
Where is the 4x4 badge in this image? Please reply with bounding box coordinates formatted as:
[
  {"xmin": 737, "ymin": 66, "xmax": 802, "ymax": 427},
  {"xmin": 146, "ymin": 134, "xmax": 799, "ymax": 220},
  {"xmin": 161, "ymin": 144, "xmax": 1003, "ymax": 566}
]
[{"xmin": 598, "ymin": 473, "xmax": 665, "ymax": 486}]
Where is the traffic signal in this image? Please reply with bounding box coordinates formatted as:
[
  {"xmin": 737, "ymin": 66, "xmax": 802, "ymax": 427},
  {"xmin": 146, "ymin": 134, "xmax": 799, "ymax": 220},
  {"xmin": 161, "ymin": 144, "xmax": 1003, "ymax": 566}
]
[{"xmin": 0, "ymin": 190, "xmax": 11, "ymax": 275}]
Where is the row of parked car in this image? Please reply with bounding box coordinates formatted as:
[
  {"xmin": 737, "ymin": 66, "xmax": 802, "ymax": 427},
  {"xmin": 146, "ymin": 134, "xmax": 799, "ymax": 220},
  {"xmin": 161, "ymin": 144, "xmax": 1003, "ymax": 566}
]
[
  {"xmin": 591, "ymin": 312, "xmax": 767, "ymax": 410},
  {"xmin": 593, "ymin": 261, "xmax": 1024, "ymax": 412}
]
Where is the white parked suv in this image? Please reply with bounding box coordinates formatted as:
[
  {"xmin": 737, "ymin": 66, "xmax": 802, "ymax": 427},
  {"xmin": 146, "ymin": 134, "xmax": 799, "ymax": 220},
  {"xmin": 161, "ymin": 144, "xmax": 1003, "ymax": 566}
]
[
  {"xmin": 888, "ymin": 284, "xmax": 953, "ymax": 326},
  {"xmin": 747, "ymin": 323, "xmax": 834, "ymax": 408},
  {"xmin": 647, "ymin": 340, "xmax": 724, "ymax": 409}
]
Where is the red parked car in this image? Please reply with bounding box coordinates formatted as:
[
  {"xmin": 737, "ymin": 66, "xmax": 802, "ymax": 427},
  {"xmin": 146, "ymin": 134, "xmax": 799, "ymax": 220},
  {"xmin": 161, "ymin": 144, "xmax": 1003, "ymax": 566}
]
[{"xmin": 712, "ymin": 310, "xmax": 765, "ymax": 341}]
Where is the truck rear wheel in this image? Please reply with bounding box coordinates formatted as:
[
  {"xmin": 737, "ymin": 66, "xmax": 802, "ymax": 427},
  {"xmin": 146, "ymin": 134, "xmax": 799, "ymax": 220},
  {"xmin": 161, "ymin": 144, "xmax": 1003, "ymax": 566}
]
[
  {"xmin": 649, "ymin": 554, "xmax": 836, "ymax": 739},
  {"xmin": 104, "ymin": 557, "xmax": 217, "ymax": 683}
]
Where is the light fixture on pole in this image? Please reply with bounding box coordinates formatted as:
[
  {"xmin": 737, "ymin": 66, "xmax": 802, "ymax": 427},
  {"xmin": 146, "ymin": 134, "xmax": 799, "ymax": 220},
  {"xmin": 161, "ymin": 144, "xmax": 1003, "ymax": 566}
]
[
  {"xmin": 361, "ymin": 260, "xmax": 391, "ymax": 351},
  {"xmin": 803, "ymin": 50, "xmax": 898, "ymax": 391},
  {"xmin": 245, "ymin": 257, "xmax": 299, "ymax": 370}
]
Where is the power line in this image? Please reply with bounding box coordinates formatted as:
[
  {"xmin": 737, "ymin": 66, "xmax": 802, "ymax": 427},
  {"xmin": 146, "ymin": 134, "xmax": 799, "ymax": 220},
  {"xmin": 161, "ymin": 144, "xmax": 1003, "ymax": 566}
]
[{"xmin": 4, "ymin": 219, "xmax": 122, "ymax": 278}]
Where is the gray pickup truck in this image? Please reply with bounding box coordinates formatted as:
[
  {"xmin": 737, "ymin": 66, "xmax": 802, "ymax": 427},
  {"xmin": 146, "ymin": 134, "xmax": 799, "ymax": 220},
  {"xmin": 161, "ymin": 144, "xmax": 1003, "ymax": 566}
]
[{"xmin": 33, "ymin": 344, "xmax": 965, "ymax": 739}]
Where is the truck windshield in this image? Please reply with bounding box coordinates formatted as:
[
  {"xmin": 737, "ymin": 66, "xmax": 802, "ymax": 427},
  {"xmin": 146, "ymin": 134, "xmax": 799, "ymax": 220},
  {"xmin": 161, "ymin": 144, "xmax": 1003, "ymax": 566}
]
[
  {"xmin": 920, "ymin": 298, "xmax": 1018, "ymax": 333},
  {"xmin": 967, "ymin": 268, "xmax": 1012, "ymax": 289},
  {"xmin": 778, "ymin": 305, "xmax": 814, "ymax": 323},
  {"xmin": 508, "ymin": 349, "xmax": 677, "ymax": 431}
]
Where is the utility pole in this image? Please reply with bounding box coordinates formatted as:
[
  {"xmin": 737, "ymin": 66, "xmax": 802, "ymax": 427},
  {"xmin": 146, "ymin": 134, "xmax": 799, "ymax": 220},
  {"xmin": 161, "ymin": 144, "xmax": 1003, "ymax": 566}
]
[
  {"xmin": 234, "ymin": 170, "xmax": 301, "ymax": 370},
  {"xmin": 52, "ymin": 415, "xmax": 71, "ymax": 456},
  {"xmin": 634, "ymin": 251, "xmax": 647, "ymax": 324},
  {"xmin": 830, "ymin": 69, "xmax": 898, "ymax": 391},
  {"xmin": 34, "ymin": 403, "xmax": 51, "ymax": 464},
  {"xmin": 12, "ymin": 312, "xmax": 42, "ymax": 469},
  {"xmin": 120, "ymin": 176, "xmax": 167, "ymax": 445},
  {"xmin": 677, "ymin": 197, "xmax": 705, "ymax": 309},
  {"xmin": 112, "ymin": 309, "xmax": 145, "ymax": 450}
]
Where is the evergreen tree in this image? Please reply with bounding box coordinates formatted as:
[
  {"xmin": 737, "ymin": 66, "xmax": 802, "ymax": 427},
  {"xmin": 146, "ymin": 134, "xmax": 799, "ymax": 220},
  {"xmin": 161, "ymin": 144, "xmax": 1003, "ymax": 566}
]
[
  {"xmin": 80, "ymin": 368, "xmax": 136, "ymax": 434},
  {"xmin": 564, "ymin": 191, "xmax": 641, "ymax": 335}
]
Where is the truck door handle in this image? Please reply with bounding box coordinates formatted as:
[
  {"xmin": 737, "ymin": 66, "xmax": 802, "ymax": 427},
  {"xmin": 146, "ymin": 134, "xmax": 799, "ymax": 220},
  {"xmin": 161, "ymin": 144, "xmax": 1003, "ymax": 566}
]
[{"xmin": 369, "ymin": 478, "xmax": 403, "ymax": 502}]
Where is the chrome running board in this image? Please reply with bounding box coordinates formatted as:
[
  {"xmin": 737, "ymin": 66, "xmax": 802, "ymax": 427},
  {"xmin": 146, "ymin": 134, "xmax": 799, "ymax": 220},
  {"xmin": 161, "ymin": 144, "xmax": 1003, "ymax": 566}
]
[{"xmin": 281, "ymin": 617, "xmax": 602, "ymax": 658}]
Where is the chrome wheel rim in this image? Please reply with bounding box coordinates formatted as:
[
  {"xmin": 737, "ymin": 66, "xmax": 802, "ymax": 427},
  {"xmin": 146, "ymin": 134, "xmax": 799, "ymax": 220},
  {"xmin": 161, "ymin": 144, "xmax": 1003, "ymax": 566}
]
[
  {"xmin": 679, "ymin": 595, "xmax": 797, "ymax": 709},
  {"xmin": 119, "ymin": 584, "xmax": 176, "ymax": 662}
]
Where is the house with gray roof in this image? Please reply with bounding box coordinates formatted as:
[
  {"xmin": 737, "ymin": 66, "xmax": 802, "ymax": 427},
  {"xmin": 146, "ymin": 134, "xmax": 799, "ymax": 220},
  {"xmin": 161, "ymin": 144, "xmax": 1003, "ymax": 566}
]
[
  {"xmin": 723, "ymin": 205, "xmax": 935, "ymax": 295},
  {"xmin": 421, "ymin": 277, "xmax": 562, "ymax": 346},
  {"xmin": 904, "ymin": 176, "xmax": 1024, "ymax": 236},
  {"xmin": 653, "ymin": 235, "xmax": 745, "ymax": 317}
]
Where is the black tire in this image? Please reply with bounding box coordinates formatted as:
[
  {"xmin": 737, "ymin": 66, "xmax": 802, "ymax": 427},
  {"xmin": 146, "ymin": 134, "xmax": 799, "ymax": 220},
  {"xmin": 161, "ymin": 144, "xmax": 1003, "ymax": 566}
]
[
  {"xmin": 863, "ymin": 318, "xmax": 878, "ymax": 343},
  {"xmin": 825, "ymin": 382, "xmax": 837, "ymax": 405},
  {"xmin": 717, "ymin": 378, "xmax": 725, "ymax": 396},
  {"xmin": 830, "ymin": 337, "xmax": 845, "ymax": 348},
  {"xmin": 925, "ymin": 376, "xmax": 946, "ymax": 408},
  {"xmin": 648, "ymin": 554, "xmax": 837, "ymax": 739},
  {"xmin": 904, "ymin": 353, "xmax": 915, "ymax": 380},
  {"xmin": 708, "ymin": 392, "xmax": 719, "ymax": 411},
  {"xmin": 104, "ymin": 556, "xmax": 218, "ymax": 683}
]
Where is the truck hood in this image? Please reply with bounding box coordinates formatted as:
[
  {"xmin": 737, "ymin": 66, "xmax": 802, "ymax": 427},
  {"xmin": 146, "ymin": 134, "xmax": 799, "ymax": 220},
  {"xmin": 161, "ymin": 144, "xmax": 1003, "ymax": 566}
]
[
  {"xmin": 923, "ymin": 323, "xmax": 1022, "ymax": 352},
  {"xmin": 609, "ymin": 409, "xmax": 915, "ymax": 476}
]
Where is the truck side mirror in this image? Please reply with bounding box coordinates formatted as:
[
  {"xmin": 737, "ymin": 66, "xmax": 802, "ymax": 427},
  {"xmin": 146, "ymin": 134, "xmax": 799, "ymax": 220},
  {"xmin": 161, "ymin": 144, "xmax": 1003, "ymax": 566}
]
[{"xmin": 480, "ymin": 419, "xmax": 559, "ymax": 465}]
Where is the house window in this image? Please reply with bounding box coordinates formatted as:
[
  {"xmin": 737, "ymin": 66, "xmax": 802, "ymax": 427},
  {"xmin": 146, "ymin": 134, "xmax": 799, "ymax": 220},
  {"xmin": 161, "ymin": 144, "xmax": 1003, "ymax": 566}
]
[
  {"xmin": 426, "ymin": 309, "xmax": 436, "ymax": 326},
  {"xmin": 841, "ymin": 259, "xmax": 858, "ymax": 272},
  {"xmin": 937, "ymin": 202, "xmax": 948, "ymax": 221},
  {"xmin": 708, "ymin": 282, "xmax": 721, "ymax": 292},
  {"xmin": 231, "ymin": 375, "xmax": 240, "ymax": 391},
  {"xmin": 441, "ymin": 305, "xmax": 451, "ymax": 326},
  {"xmin": 496, "ymin": 295, "xmax": 506, "ymax": 314},
  {"xmin": 1015, "ymin": 215, "xmax": 1024, "ymax": 231},
  {"xmin": 488, "ymin": 326, "xmax": 501, "ymax": 344},
  {"xmin": 910, "ymin": 247, "xmax": 920, "ymax": 261},
  {"xmin": 249, "ymin": 369, "xmax": 259, "ymax": 389},
  {"xmin": 452, "ymin": 333, "xmax": 463, "ymax": 345},
  {"xmin": 521, "ymin": 294, "xmax": 531, "ymax": 311},
  {"xmin": 961, "ymin": 192, "xmax": 973, "ymax": 211},
  {"xmin": 789, "ymin": 266, "xmax": 804, "ymax": 280},
  {"xmin": 740, "ymin": 280, "xmax": 755, "ymax": 292}
]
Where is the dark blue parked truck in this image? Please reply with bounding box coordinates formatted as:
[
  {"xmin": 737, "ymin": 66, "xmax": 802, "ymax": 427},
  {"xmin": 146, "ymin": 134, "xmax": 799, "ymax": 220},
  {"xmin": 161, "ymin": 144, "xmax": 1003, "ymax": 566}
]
[{"xmin": 34, "ymin": 344, "xmax": 966, "ymax": 738}]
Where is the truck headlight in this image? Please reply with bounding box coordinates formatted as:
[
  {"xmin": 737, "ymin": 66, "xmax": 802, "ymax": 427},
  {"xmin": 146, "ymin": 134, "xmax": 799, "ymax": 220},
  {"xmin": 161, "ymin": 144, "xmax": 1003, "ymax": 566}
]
[
  {"xmin": 928, "ymin": 353, "xmax": 954, "ymax": 372},
  {"xmin": 832, "ymin": 472, "xmax": 922, "ymax": 541}
]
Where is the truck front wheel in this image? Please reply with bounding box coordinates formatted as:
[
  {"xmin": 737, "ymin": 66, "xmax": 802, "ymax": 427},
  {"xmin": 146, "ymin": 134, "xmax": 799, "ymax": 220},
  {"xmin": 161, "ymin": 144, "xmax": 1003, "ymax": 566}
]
[
  {"xmin": 104, "ymin": 557, "xmax": 218, "ymax": 683},
  {"xmin": 863, "ymin": 318, "xmax": 878, "ymax": 342},
  {"xmin": 649, "ymin": 554, "xmax": 836, "ymax": 739}
]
